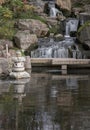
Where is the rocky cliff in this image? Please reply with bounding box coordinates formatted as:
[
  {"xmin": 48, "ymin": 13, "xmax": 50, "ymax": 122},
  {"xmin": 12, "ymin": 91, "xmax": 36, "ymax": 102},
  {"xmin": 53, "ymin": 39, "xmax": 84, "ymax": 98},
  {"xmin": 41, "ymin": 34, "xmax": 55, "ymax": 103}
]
[{"xmin": 56, "ymin": 0, "xmax": 71, "ymax": 11}]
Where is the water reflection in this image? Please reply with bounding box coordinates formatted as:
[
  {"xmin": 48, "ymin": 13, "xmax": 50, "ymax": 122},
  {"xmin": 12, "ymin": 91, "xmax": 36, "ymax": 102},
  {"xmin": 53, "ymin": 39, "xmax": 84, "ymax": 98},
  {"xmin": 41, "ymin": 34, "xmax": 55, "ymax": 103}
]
[
  {"xmin": 0, "ymin": 72, "xmax": 90, "ymax": 130},
  {"xmin": 11, "ymin": 79, "xmax": 30, "ymax": 105}
]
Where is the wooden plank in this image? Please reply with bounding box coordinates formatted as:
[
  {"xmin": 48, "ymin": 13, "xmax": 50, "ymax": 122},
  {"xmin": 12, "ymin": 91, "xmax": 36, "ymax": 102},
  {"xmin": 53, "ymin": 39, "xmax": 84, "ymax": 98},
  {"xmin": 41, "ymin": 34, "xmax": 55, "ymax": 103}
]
[{"xmin": 31, "ymin": 58, "xmax": 90, "ymax": 66}]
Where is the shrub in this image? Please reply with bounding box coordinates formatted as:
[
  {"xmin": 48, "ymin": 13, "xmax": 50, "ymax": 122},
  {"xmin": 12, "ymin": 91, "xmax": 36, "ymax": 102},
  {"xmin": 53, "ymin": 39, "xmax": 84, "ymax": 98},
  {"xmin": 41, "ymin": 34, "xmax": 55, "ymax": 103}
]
[
  {"xmin": 0, "ymin": 6, "xmax": 13, "ymax": 19},
  {"xmin": 49, "ymin": 25, "xmax": 60, "ymax": 34},
  {"xmin": 0, "ymin": 20, "xmax": 17, "ymax": 40},
  {"xmin": 23, "ymin": 4, "xmax": 36, "ymax": 12}
]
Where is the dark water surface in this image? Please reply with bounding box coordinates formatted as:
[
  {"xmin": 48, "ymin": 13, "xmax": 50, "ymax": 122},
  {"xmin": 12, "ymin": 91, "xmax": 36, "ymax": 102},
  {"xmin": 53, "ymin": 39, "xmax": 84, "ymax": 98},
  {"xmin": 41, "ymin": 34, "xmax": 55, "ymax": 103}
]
[{"xmin": 0, "ymin": 70, "xmax": 90, "ymax": 130}]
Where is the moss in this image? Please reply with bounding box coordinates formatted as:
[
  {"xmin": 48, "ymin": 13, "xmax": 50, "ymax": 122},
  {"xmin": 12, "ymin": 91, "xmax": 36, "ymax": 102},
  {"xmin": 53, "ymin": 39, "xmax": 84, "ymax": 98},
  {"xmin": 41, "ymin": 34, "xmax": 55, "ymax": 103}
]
[
  {"xmin": 77, "ymin": 21, "xmax": 90, "ymax": 34},
  {"xmin": 49, "ymin": 25, "xmax": 59, "ymax": 34}
]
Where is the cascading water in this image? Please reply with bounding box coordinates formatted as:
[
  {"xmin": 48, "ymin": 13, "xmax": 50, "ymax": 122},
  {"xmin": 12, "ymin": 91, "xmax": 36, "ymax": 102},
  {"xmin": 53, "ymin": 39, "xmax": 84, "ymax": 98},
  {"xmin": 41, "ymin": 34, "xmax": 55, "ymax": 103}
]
[
  {"xmin": 31, "ymin": 18, "xmax": 84, "ymax": 59},
  {"xmin": 65, "ymin": 22, "xmax": 70, "ymax": 38},
  {"xmin": 65, "ymin": 18, "xmax": 79, "ymax": 37},
  {"xmin": 48, "ymin": 1, "xmax": 62, "ymax": 18},
  {"xmin": 50, "ymin": 7, "xmax": 61, "ymax": 18}
]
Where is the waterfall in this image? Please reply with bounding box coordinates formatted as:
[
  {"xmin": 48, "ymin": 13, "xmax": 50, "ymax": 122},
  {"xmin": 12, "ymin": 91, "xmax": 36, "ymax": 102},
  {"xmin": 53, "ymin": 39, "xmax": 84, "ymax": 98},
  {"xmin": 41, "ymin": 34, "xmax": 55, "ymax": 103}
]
[
  {"xmin": 65, "ymin": 19, "xmax": 79, "ymax": 37},
  {"xmin": 58, "ymin": 48, "xmax": 68, "ymax": 58},
  {"xmin": 65, "ymin": 22, "xmax": 70, "ymax": 37},
  {"xmin": 50, "ymin": 7, "xmax": 56, "ymax": 17},
  {"xmin": 46, "ymin": 48, "xmax": 53, "ymax": 58},
  {"xmin": 48, "ymin": 1, "xmax": 61, "ymax": 18},
  {"xmin": 72, "ymin": 50, "xmax": 77, "ymax": 58},
  {"xmin": 69, "ymin": 45, "xmax": 82, "ymax": 59},
  {"xmin": 31, "ymin": 48, "xmax": 53, "ymax": 58},
  {"xmin": 50, "ymin": 7, "xmax": 60, "ymax": 18},
  {"xmin": 31, "ymin": 38, "xmax": 82, "ymax": 59},
  {"xmin": 31, "ymin": 45, "xmax": 69, "ymax": 58},
  {"xmin": 31, "ymin": 18, "xmax": 83, "ymax": 59}
]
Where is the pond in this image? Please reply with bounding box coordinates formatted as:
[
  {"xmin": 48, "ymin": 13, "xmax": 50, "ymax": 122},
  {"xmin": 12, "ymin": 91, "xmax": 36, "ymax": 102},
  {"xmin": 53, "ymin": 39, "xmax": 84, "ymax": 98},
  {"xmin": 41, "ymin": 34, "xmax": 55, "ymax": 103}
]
[{"xmin": 0, "ymin": 69, "xmax": 90, "ymax": 130}]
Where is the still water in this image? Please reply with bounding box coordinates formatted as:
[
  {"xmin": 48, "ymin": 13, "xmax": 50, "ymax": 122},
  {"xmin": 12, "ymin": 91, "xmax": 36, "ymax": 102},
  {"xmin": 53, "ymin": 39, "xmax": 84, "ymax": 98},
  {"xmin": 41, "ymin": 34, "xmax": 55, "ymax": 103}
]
[{"xmin": 0, "ymin": 70, "xmax": 90, "ymax": 130}]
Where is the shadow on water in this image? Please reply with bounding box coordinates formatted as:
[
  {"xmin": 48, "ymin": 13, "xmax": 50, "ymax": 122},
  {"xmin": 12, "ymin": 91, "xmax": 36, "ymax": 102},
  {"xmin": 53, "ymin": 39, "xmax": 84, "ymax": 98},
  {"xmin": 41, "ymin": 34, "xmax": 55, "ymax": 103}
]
[
  {"xmin": 32, "ymin": 66, "xmax": 90, "ymax": 74},
  {"xmin": 0, "ymin": 69, "xmax": 90, "ymax": 130}
]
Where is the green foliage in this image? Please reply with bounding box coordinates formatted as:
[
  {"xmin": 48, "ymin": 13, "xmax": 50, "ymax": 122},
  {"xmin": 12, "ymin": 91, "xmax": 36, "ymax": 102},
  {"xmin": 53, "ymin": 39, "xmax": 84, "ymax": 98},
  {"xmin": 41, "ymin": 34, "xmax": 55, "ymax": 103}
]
[
  {"xmin": 0, "ymin": 19, "xmax": 17, "ymax": 40},
  {"xmin": 49, "ymin": 25, "xmax": 59, "ymax": 34},
  {"xmin": 10, "ymin": 0, "xmax": 23, "ymax": 7},
  {"xmin": 1, "ymin": 0, "xmax": 24, "ymax": 18},
  {"xmin": 17, "ymin": 10, "xmax": 33, "ymax": 19},
  {"xmin": 6, "ymin": 0, "xmax": 24, "ymax": 18},
  {"xmin": 5, "ymin": 0, "xmax": 24, "ymax": 10},
  {"xmin": 31, "ymin": 15, "xmax": 47, "ymax": 23},
  {"xmin": 18, "ymin": 10, "xmax": 47, "ymax": 23},
  {"xmin": 77, "ymin": 21, "xmax": 90, "ymax": 34},
  {"xmin": 0, "ymin": 5, "xmax": 13, "ymax": 19},
  {"xmin": 0, "ymin": 0, "xmax": 46, "ymax": 40}
]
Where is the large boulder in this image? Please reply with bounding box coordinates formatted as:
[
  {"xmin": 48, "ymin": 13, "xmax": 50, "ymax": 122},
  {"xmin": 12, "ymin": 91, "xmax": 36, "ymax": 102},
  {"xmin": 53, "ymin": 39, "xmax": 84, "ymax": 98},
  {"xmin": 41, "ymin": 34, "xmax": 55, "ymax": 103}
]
[
  {"xmin": 77, "ymin": 13, "xmax": 90, "ymax": 49},
  {"xmin": 17, "ymin": 19, "xmax": 49, "ymax": 37},
  {"xmin": 56, "ymin": 0, "xmax": 71, "ymax": 12},
  {"xmin": 14, "ymin": 30, "xmax": 38, "ymax": 50},
  {"xmin": 77, "ymin": 24, "xmax": 90, "ymax": 49}
]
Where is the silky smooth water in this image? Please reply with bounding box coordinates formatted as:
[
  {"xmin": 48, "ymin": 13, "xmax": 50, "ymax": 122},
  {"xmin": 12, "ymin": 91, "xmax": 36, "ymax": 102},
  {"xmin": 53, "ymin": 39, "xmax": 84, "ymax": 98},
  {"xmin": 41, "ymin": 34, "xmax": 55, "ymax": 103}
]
[
  {"xmin": 0, "ymin": 70, "xmax": 90, "ymax": 130},
  {"xmin": 31, "ymin": 37, "xmax": 83, "ymax": 58},
  {"xmin": 31, "ymin": 18, "xmax": 83, "ymax": 59}
]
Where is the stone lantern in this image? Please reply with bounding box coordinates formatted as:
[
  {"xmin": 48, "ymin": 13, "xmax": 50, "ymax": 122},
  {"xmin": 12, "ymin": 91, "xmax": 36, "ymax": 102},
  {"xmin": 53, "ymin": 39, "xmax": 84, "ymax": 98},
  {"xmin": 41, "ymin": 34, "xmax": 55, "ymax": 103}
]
[{"xmin": 10, "ymin": 51, "xmax": 30, "ymax": 79}]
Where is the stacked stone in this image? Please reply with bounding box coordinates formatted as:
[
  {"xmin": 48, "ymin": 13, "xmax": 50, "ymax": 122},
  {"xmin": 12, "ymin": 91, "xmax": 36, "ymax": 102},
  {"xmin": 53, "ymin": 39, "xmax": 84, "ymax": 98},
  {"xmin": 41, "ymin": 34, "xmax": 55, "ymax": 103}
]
[{"xmin": 10, "ymin": 51, "xmax": 30, "ymax": 79}]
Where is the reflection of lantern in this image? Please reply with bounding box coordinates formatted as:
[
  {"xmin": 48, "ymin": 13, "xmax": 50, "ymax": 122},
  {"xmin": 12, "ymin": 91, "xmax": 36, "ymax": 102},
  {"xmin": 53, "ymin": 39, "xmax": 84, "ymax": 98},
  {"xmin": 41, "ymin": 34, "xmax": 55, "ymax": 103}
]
[
  {"xmin": 11, "ymin": 78, "xmax": 30, "ymax": 104},
  {"xmin": 9, "ymin": 78, "xmax": 30, "ymax": 130},
  {"xmin": 14, "ymin": 83, "xmax": 26, "ymax": 104}
]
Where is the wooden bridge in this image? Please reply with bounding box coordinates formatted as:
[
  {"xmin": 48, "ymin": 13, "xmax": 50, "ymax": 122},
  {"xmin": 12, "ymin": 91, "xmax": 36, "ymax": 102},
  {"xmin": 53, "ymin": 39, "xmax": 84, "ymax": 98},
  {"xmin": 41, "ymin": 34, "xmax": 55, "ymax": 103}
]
[{"xmin": 31, "ymin": 58, "xmax": 90, "ymax": 71}]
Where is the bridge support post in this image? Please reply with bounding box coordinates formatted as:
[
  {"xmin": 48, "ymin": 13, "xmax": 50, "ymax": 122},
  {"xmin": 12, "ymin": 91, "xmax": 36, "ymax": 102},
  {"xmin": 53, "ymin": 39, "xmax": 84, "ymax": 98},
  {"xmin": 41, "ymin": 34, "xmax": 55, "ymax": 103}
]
[
  {"xmin": 25, "ymin": 56, "xmax": 31, "ymax": 70},
  {"xmin": 61, "ymin": 65, "xmax": 67, "ymax": 75}
]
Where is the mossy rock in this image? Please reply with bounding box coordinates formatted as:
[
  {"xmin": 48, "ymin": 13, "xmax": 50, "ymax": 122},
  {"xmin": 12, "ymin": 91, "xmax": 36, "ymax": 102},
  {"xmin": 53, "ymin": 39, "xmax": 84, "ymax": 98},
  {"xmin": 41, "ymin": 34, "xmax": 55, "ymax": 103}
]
[
  {"xmin": 77, "ymin": 21, "xmax": 90, "ymax": 34},
  {"xmin": 49, "ymin": 25, "xmax": 60, "ymax": 34}
]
